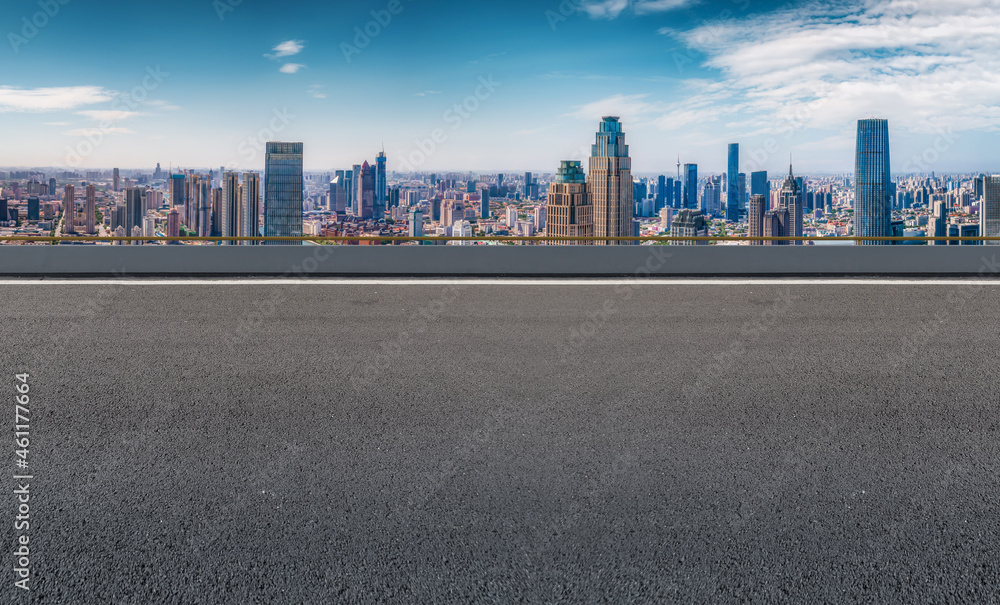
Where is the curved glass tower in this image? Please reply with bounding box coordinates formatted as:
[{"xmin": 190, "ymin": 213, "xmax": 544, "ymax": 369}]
[{"xmin": 854, "ymin": 119, "xmax": 891, "ymax": 245}]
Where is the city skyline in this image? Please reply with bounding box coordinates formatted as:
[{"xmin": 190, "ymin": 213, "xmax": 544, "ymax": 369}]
[{"xmin": 1, "ymin": 0, "xmax": 998, "ymax": 172}]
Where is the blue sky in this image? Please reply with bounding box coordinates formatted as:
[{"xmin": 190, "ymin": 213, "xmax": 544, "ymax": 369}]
[{"xmin": 1, "ymin": 0, "xmax": 997, "ymax": 174}]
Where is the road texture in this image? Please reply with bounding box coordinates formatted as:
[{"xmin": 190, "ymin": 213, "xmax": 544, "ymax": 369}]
[{"xmin": 2, "ymin": 280, "xmax": 999, "ymax": 604}]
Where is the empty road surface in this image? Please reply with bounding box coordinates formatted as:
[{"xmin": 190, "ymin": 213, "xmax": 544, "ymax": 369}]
[{"xmin": 2, "ymin": 280, "xmax": 999, "ymax": 604}]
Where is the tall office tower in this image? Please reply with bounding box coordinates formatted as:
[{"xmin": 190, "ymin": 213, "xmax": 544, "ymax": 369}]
[
  {"xmin": 0, "ymin": 199, "xmax": 7, "ymax": 224},
  {"xmin": 167, "ymin": 208, "xmax": 180, "ymax": 238},
  {"xmin": 113, "ymin": 168, "xmax": 120, "ymax": 192},
  {"xmin": 408, "ymin": 210, "xmax": 423, "ymax": 237},
  {"xmin": 506, "ymin": 205, "xmax": 518, "ymax": 227},
  {"xmin": 375, "ymin": 150, "xmax": 388, "ymax": 215},
  {"xmin": 588, "ymin": 117, "xmax": 633, "ymax": 245},
  {"xmin": 241, "ymin": 172, "xmax": 261, "ymax": 244},
  {"xmin": 931, "ymin": 200, "xmax": 948, "ymax": 245},
  {"xmin": 974, "ymin": 175, "xmax": 986, "ymax": 201},
  {"xmin": 154, "ymin": 163, "xmax": 163, "ymax": 180},
  {"xmin": 431, "ymin": 198, "xmax": 442, "ymax": 222},
  {"xmin": 778, "ymin": 165, "xmax": 804, "ymax": 244},
  {"xmin": 48, "ymin": 177, "xmax": 56, "ymax": 196},
  {"xmin": 389, "ymin": 187, "xmax": 400, "ymax": 210},
  {"xmin": 656, "ymin": 175, "xmax": 667, "ymax": 211},
  {"xmin": 547, "ymin": 160, "xmax": 594, "ymax": 245},
  {"xmin": 186, "ymin": 174, "xmax": 201, "ymax": 230},
  {"xmin": 702, "ymin": 179, "xmax": 720, "ymax": 217},
  {"xmin": 683, "ymin": 164, "xmax": 698, "ymax": 210},
  {"xmin": 197, "ymin": 178, "xmax": 211, "ymax": 237},
  {"xmin": 170, "ymin": 174, "xmax": 186, "ymax": 207},
  {"xmin": 349, "ymin": 165, "xmax": 361, "ymax": 214},
  {"xmin": 356, "ymin": 161, "xmax": 375, "ymax": 219},
  {"xmin": 85, "ymin": 185, "xmax": 96, "ymax": 234},
  {"xmin": 330, "ymin": 177, "xmax": 347, "ymax": 213},
  {"xmin": 738, "ymin": 173, "xmax": 748, "ymax": 215},
  {"xmin": 63, "ymin": 185, "xmax": 75, "ymax": 233},
  {"xmin": 763, "ymin": 209, "xmax": 789, "ymax": 245},
  {"xmin": 497, "ymin": 174, "xmax": 504, "ymax": 191},
  {"xmin": 221, "ymin": 172, "xmax": 241, "ymax": 243},
  {"xmin": 264, "ymin": 142, "xmax": 304, "ymax": 245},
  {"xmin": 210, "ymin": 188, "xmax": 222, "ymax": 238},
  {"xmin": 748, "ymin": 194, "xmax": 767, "ymax": 245},
  {"xmin": 11, "ymin": 182, "xmax": 21, "ymax": 201},
  {"xmin": 27, "ymin": 196, "xmax": 39, "ymax": 221},
  {"xmin": 981, "ymin": 176, "xmax": 1000, "ymax": 245},
  {"xmin": 125, "ymin": 187, "xmax": 144, "ymax": 234},
  {"xmin": 523, "ymin": 172, "xmax": 533, "ymax": 199},
  {"xmin": 751, "ymin": 171, "xmax": 769, "ymax": 211},
  {"xmin": 854, "ymin": 118, "xmax": 892, "ymax": 245},
  {"xmin": 534, "ymin": 205, "xmax": 547, "ymax": 232},
  {"xmin": 727, "ymin": 144, "xmax": 740, "ymax": 222},
  {"xmin": 480, "ymin": 187, "xmax": 490, "ymax": 218},
  {"xmin": 670, "ymin": 209, "xmax": 708, "ymax": 245}
]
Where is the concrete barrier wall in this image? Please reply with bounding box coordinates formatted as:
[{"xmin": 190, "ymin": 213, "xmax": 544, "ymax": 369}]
[{"xmin": 2, "ymin": 245, "xmax": 1000, "ymax": 277}]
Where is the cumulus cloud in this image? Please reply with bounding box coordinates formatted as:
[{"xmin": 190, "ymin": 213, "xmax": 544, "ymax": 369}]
[
  {"xmin": 267, "ymin": 40, "xmax": 304, "ymax": 58},
  {"xmin": 280, "ymin": 63, "xmax": 305, "ymax": 74},
  {"xmin": 76, "ymin": 110, "xmax": 142, "ymax": 121},
  {"xmin": 64, "ymin": 127, "xmax": 134, "ymax": 136}
]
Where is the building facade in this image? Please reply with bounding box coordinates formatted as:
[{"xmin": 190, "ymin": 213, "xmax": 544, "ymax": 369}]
[
  {"xmin": 546, "ymin": 160, "xmax": 594, "ymax": 245},
  {"xmin": 854, "ymin": 118, "xmax": 892, "ymax": 245},
  {"xmin": 588, "ymin": 117, "xmax": 633, "ymax": 245},
  {"xmin": 264, "ymin": 142, "xmax": 304, "ymax": 244}
]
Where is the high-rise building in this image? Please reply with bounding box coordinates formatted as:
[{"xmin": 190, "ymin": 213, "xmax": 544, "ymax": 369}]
[
  {"xmin": 763, "ymin": 209, "xmax": 789, "ymax": 245},
  {"xmin": 27, "ymin": 196, "xmax": 40, "ymax": 221},
  {"xmin": 546, "ymin": 160, "xmax": 594, "ymax": 245},
  {"xmin": 683, "ymin": 164, "xmax": 698, "ymax": 210},
  {"xmin": 125, "ymin": 187, "xmax": 144, "ymax": 235},
  {"xmin": 588, "ymin": 117, "xmax": 633, "ymax": 245},
  {"xmin": 670, "ymin": 209, "xmax": 707, "ymax": 245},
  {"xmin": 63, "ymin": 185, "xmax": 75, "ymax": 233},
  {"xmin": 167, "ymin": 208, "xmax": 180, "ymax": 239},
  {"xmin": 170, "ymin": 174, "xmax": 186, "ymax": 208},
  {"xmin": 408, "ymin": 210, "xmax": 423, "ymax": 238},
  {"xmin": 242, "ymin": 172, "xmax": 261, "ymax": 244},
  {"xmin": 506, "ymin": 205, "xmax": 518, "ymax": 228},
  {"xmin": 264, "ymin": 142, "xmax": 304, "ymax": 245},
  {"xmin": 751, "ymin": 171, "xmax": 770, "ymax": 211},
  {"xmin": 48, "ymin": 177, "xmax": 56, "ymax": 197},
  {"xmin": 210, "ymin": 188, "xmax": 222, "ymax": 238},
  {"xmin": 854, "ymin": 118, "xmax": 892, "ymax": 245},
  {"xmin": 85, "ymin": 185, "xmax": 96, "ymax": 234},
  {"xmin": 350, "ymin": 164, "xmax": 362, "ymax": 214},
  {"xmin": 727, "ymin": 144, "xmax": 740, "ymax": 222},
  {"xmin": 330, "ymin": 177, "xmax": 347, "ymax": 213},
  {"xmin": 534, "ymin": 205, "xmax": 546, "ymax": 231},
  {"xmin": 523, "ymin": 172, "xmax": 533, "ymax": 200},
  {"xmin": 656, "ymin": 175, "xmax": 667, "ymax": 211},
  {"xmin": 375, "ymin": 150, "xmax": 388, "ymax": 216},
  {"xmin": 196, "ymin": 176, "xmax": 211, "ymax": 237},
  {"xmin": 113, "ymin": 168, "xmax": 120, "ymax": 192},
  {"xmin": 778, "ymin": 164, "xmax": 803, "ymax": 245},
  {"xmin": 480, "ymin": 187, "xmax": 490, "ymax": 219},
  {"xmin": 221, "ymin": 172, "xmax": 241, "ymax": 243},
  {"xmin": 356, "ymin": 161, "xmax": 375, "ymax": 219},
  {"xmin": 748, "ymin": 194, "xmax": 767, "ymax": 245},
  {"xmin": 982, "ymin": 176, "xmax": 1000, "ymax": 245}
]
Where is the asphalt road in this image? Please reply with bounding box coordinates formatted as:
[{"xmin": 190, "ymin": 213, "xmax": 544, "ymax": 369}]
[{"xmin": 3, "ymin": 281, "xmax": 1000, "ymax": 604}]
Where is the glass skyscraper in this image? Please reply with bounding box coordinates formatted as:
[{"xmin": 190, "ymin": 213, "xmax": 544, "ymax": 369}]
[
  {"xmin": 854, "ymin": 119, "xmax": 892, "ymax": 245},
  {"xmin": 982, "ymin": 176, "xmax": 1000, "ymax": 245},
  {"xmin": 264, "ymin": 142, "xmax": 304, "ymax": 245},
  {"xmin": 727, "ymin": 144, "xmax": 740, "ymax": 222},
  {"xmin": 683, "ymin": 164, "xmax": 698, "ymax": 210}
]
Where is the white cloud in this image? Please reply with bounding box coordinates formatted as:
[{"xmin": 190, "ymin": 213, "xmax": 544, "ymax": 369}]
[
  {"xmin": 43, "ymin": 121, "xmax": 71, "ymax": 126},
  {"xmin": 581, "ymin": 0, "xmax": 699, "ymax": 19},
  {"xmin": 280, "ymin": 63, "xmax": 305, "ymax": 74},
  {"xmin": 0, "ymin": 86, "xmax": 114, "ymax": 112},
  {"xmin": 76, "ymin": 110, "xmax": 142, "ymax": 121},
  {"xmin": 64, "ymin": 127, "xmax": 134, "ymax": 136},
  {"xmin": 663, "ymin": 0, "xmax": 1000, "ymax": 136},
  {"xmin": 308, "ymin": 84, "xmax": 326, "ymax": 99},
  {"xmin": 415, "ymin": 90, "xmax": 442, "ymax": 96},
  {"xmin": 267, "ymin": 40, "xmax": 304, "ymax": 58}
]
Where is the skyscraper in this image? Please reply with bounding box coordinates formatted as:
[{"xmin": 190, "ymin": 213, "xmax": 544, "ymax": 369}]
[
  {"xmin": 125, "ymin": 187, "xmax": 144, "ymax": 234},
  {"xmin": 779, "ymin": 164, "xmax": 803, "ymax": 245},
  {"xmin": 588, "ymin": 117, "xmax": 633, "ymax": 245},
  {"xmin": 981, "ymin": 176, "xmax": 1000, "ymax": 245},
  {"xmin": 356, "ymin": 161, "xmax": 375, "ymax": 219},
  {"xmin": 221, "ymin": 172, "xmax": 241, "ymax": 243},
  {"xmin": 48, "ymin": 177, "xmax": 56, "ymax": 197},
  {"xmin": 197, "ymin": 176, "xmax": 211, "ymax": 238},
  {"xmin": 167, "ymin": 208, "xmax": 180, "ymax": 239},
  {"xmin": 242, "ymin": 172, "xmax": 261, "ymax": 244},
  {"xmin": 670, "ymin": 209, "xmax": 707, "ymax": 245},
  {"xmin": 408, "ymin": 210, "xmax": 423, "ymax": 237},
  {"xmin": 113, "ymin": 168, "xmax": 120, "ymax": 193},
  {"xmin": 727, "ymin": 144, "xmax": 740, "ymax": 222},
  {"xmin": 170, "ymin": 174, "xmax": 186, "ymax": 208},
  {"xmin": 854, "ymin": 118, "xmax": 892, "ymax": 245},
  {"xmin": 524, "ymin": 172, "xmax": 533, "ymax": 200},
  {"xmin": 547, "ymin": 160, "xmax": 593, "ymax": 245},
  {"xmin": 63, "ymin": 185, "xmax": 75, "ymax": 234},
  {"xmin": 480, "ymin": 187, "xmax": 490, "ymax": 219},
  {"xmin": 656, "ymin": 175, "xmax": 667, "ymax": 211},
  {"xmin": 748, "ymin": 194, "xmax": 767, "ymax": 245},
  {"xmin": 683, "ymin": 164, "xmax": 698, "ymax": 210},
  {"xmin": 375, "ymin": 150, "xmax": 388, "ymax": 216},
  {"xmin": 763, "ymin": 209, "xmax": 789, "ymax": 245},
  {"xmin": 27, "ymin": 197, "xmax": 40, "ymax": 222},
  {"xmin": 264, "ymin": 142, "xmax": 304, "ymax": 245},
  {"xmin": 85, "ymin": 185, "xmax": 96, "ymax": 234},
  {"xmin": 750, "ymin": 171, "xmax": 770, "ymax": 211}
]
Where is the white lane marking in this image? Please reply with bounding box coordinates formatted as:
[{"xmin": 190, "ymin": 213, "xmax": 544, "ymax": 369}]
[{"xmin": 2, "ymin": 279, "xmax": 1000, "ymax": 286}]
